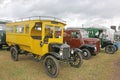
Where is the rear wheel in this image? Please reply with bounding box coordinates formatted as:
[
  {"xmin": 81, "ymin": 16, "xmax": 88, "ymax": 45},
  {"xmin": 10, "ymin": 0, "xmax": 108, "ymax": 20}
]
[
  {"xmin": 82, "ymin": 49, "xmax": 91, "ymax": 60},
  {"xmin": 105, "ymin": 45, "xmax": 116, "ymax": 54},
  {"xmin": 44, "ymin": 55, "xmax": 59, "ymax": 78},
  {"xmin": 69, "ymin": 51, "xmax": 83, "ymax": 68},
  {"xmin": 10, "ymin": 46, "xmax": 19, "ymax": 61}
]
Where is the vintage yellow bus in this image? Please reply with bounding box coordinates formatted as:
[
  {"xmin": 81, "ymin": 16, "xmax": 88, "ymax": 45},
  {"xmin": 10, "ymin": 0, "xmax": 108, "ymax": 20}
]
[{"xmin": 6, "ymin": 16, "xmax": 83, "ymax": 77}]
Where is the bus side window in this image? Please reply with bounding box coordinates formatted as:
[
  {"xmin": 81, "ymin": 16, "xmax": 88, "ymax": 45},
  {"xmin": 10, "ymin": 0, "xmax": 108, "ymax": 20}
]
[
  {"xmin": 55, "ymin": 27, "xmax": 62, "ymax": 38},
  {"xmin": 26, "ymin": 24, "xmax": 29, "ymax": 34},
  {"xmin": 16, "ymin": 26, "xmax": 19, "ymax": 33},
  {"xmin": 6, "ymin": 26, "xmax": 14, "ymax": 33},
  {"xmin": 16, "ymin": 25, "xmax": 24, "ymax": 33},
  {"xmin": 45, "ymin": 25, "xmax": 53, "ymax": 38},
  {"xmin": 35, "ymin": 22, "xmax": 42, "ymax": 31},
  {"xmin": 19, "ymin": 25, "xmax": 24, "ymax": 33}
]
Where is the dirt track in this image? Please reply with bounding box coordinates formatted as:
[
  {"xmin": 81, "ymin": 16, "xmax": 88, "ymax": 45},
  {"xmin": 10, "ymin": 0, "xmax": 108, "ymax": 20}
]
[{"xmin": 112, "ymin": 53, "xmax": 120, "ymax": 80}]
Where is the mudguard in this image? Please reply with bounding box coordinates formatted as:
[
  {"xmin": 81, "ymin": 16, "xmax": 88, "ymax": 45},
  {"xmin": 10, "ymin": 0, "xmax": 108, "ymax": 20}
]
[
  {"xmin": 79, "ymin": 44, "xmax": 95, "ymax": 50},
  {"xmin": 79, "ymin": 44, "xmax": 95, "ymax": 54},
  {"xmin": 102, "ymin": 39, "xmax": 113, "ymax": 48},
  {"xmin": 42, "ymin": 52, "xmax": 61, "ymax": 60},
  {"xmin": 73, "ymin": 48, "xmax": 83, "ymax": 53}
]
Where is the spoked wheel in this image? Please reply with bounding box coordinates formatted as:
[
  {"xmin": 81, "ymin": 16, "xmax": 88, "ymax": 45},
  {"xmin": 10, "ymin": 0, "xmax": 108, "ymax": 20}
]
[
  {"xmin": 82, "ymin": 49, "xmax": 91, "ymax": 60},
  {"xmin": 105, "ymin": 45, "xmax": 116, "ymax": 54},
  {"xmin": 44, "ymin": 55, "xmax": 59, "ymax": 78},
  {"xmin": 69, "ymin": 52, "xmax": 83, "ymax": 68},
  {"xmin": 10, "ymin": 47, "xmax": 19, "ymax": 61}
]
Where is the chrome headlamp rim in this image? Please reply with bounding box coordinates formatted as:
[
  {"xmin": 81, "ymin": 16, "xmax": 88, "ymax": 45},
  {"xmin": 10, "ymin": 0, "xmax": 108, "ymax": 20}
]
[
  {"xmin": 94, "ymin": 46, "xmax": 97, "ymax": 51},
  {"xmin": 59, "ymin": 48, "xmax": 63, "ymax": 56},
  {"xmin": 70, "ymin": 49, "xmax": 74, "ymax": 54}
]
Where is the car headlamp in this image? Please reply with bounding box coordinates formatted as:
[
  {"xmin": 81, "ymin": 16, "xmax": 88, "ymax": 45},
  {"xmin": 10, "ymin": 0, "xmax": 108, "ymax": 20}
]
[
  {"xmin": 59, "ymin": 51, "xmax": 63, "ymax": 56},
  {"xmin": 94, "ymin": 47, "xmax": 97, "ymax": 51},
  {"xmin": 71, "ymin": 49, "xmax": 74, "ymax": 54}
]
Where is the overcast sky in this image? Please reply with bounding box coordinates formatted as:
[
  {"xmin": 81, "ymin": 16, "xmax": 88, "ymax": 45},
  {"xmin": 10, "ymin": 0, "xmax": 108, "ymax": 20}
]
[{"xmin": 0, "ymin": 0, "xmax": 120, "ymax": 28}]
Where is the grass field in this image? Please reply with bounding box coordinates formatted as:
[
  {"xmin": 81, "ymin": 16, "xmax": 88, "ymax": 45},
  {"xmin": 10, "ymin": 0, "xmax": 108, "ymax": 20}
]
[{"xmin": 0, "ymin": 49, "xmax": 120, "ymax": 80}]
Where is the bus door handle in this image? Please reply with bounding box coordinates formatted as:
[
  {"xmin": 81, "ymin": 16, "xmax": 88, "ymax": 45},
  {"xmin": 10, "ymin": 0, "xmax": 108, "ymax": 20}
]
[{"xmin": 40, "ymin": 41, "xmax": 43, "ymax": 47}]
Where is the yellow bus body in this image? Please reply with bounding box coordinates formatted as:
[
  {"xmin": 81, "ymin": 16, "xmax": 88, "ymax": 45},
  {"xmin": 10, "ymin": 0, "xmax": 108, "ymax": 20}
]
[{"xmin": 6, "ymin": 18, "xmax": 66, "ymax": 56}]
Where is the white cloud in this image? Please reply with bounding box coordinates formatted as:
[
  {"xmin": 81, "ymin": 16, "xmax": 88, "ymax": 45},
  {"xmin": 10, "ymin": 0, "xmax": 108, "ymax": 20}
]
[{"xmin": 0, "ymin": 0, "xmax": 120, "ymax": 28}]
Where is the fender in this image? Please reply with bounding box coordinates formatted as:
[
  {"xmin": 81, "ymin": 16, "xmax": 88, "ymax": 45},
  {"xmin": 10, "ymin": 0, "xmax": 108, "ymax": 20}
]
[
  {"xmin": 79, "ymin": 44, "xmax": 95, "ymax": 54},
  {"xmin": 42, "ymin": 52, "xmax": 61, "ymax": 60},
  {"xmin": 9, "ymin": 44, "xmax": 20, "ymax": 52},
  {"xmin": 102, "ymin": 39, "xmax": 114, "ymax": 48},
  {"xmin": 79, "ymin": 44, "xmax": 95, "ymax": 50},
  {"xmin": 102, "ymin": 42, "xmax": 113, "ymax": 48},
  {"xmin": 73, "ymin": 48, "xmax": 83, "ymax": 53}
]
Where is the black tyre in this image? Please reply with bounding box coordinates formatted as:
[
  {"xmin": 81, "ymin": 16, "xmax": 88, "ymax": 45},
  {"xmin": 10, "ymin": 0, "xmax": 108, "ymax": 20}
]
[
  {"xmin": 69, "ymin": 51, "xmax": 83, "ymax": 68},
  {"xmin": 44, "ymin": 55, "xmax": 59, "ymax": 78},
  {"xmin": 0, "ymin": 45, "xmax": 2, "ymax": 49},
  {"xmin": 105, "ymin": 45, "xmax": 116, "ymax": 54},
  {"xmin": 10, "ymin": 47, "xmax": 19, "ymax": 61},
  {"xmin": 114, "ymin": 45, "xmax": 118, "ymax": 51},
  {"xmin": 82, "ymin": 49, "xmax": 91, "ymax": 60}
]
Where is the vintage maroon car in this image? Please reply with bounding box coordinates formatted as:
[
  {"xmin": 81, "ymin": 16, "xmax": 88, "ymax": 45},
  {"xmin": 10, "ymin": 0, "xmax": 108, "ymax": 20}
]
[
  {"xmin": 64, "ymin": 29, "xmax": 100, "ymax": 60},
  {"xmin": 80, "ymin": 28, "xmax": 100, "ymax": 53},
  {"xmin": 83, "ymin": 38, "xmax": 100, "ymax": 52}
]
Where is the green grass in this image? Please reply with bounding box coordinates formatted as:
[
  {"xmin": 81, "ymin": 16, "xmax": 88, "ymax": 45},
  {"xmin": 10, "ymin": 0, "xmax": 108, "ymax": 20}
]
[{"xmin": 0, "ymin": 49, "xmax": 120, "ymax": 80}]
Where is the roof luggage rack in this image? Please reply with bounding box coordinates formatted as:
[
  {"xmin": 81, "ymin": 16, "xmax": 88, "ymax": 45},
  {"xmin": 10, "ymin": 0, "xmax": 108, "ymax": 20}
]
[{"xmin": 14, "ymin": 16, "xmax": 66, "ymax": 23}]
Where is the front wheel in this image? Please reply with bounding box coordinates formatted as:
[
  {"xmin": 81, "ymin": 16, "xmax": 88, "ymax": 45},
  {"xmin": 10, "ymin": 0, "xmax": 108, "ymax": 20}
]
[
  {"xmin": 105, "ymin": 45, "xmax": 116, "ymax": 54},
  {"xmin": 82, "ymin": 49, "xmax": 91, "ymax": 60},
  {"xmin": 44, "ymin": 55, "xmax": 59, "ymax": 78},
  {"xmin": 69, "ymin": 52, "xmax": 83, "ymax": 68}
]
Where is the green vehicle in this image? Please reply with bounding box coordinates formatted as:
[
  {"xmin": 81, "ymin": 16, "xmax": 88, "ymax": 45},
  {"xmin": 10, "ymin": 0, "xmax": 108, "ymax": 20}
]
[
  {"xmin": 0, "ymin": 21, "xmax": 8, "ymax": 49},
  {"xmin": 85, "ymin": 27, "xmax": 116, "ymax": 54},
  {"xmin": 0, "ymin": 30, "xmax": 7, "ymax": 49}
]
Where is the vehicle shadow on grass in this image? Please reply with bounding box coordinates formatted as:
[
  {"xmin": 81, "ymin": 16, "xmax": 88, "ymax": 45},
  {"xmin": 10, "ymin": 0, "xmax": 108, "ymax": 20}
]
[
  {"xmin": 0, "ymin": 47, "xmax": 9, "ymax": 52},
  {"xmin": 112, "ymin": 54, "xmax": 120, "ymax": 80},
  {"xmin": 99, "ymin": 49, "xmax": 106, "ymax": 54}
]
